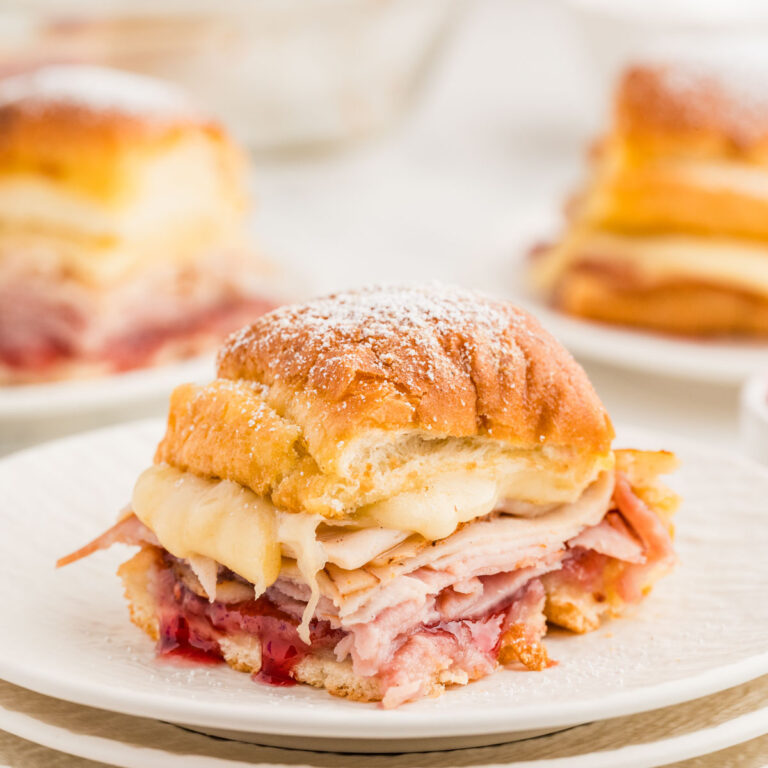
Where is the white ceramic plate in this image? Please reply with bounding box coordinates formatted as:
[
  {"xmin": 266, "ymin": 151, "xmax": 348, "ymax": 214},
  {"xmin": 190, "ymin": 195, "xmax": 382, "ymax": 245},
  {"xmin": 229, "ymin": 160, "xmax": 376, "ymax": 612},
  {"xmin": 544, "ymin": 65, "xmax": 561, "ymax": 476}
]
[
  {"xmin": 0, "ymin": 420, "xmax": 767, "ymax": 745},
  {"xmin": 0, "ymin": 677, "xmax": 766, "ymax": 768},
  {"xmin": 491, "ymin": 208, "xmax": 768, "ymax": 385}
]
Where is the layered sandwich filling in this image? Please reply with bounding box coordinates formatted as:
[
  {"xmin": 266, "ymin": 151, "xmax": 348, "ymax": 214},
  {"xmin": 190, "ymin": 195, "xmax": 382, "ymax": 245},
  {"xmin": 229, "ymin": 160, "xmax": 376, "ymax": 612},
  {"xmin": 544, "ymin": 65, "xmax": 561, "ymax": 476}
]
[
  {"xmin": 592, "ymin": 154, "xmax": 768, "ymax": 239},
  {"xmin": 0, "ymin": 254, "xmax": 276, "ymax": 381},
  {"xmin": 60, "ymin": 451, "xmax": 677, "ymax": 708},
  {"xmin": 533, "ymin": 232, "xmax": 768, "ymax": 300},
  {"xmin": 0, "ymin": 65, "xmax": 264, "ymax": 383}
]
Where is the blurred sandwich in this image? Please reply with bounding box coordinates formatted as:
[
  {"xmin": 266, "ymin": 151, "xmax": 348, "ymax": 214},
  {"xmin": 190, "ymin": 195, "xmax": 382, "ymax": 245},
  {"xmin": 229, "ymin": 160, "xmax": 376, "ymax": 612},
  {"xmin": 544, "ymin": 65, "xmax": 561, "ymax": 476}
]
[
  {"xmin": 0, "ymin": 64, "xmax": 276, "ymax": 384},
  {"xmin": 532, "ymin": 59, "xmax": 768, "ymax": 336},
  {"xmin": 59, "ymin": 285, "xmax": 678, "ymax": 708}
]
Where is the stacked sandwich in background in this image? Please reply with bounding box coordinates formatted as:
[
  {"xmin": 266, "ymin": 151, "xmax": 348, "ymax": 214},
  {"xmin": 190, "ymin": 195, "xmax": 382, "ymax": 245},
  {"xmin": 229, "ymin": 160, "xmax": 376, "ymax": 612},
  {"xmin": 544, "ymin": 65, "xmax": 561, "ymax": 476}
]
[
  {"xmin": 0, "ymin": 65, "xmax": 277, "ymax": 384},
  {"xmin": 532, "ymin": 59, "xmax": 768, "ymax": 336}
]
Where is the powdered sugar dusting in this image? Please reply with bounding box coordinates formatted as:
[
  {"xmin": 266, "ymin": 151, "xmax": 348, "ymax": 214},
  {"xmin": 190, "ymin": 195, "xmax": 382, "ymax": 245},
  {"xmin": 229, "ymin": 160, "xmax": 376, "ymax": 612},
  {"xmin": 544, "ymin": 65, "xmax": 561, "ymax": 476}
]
[
  {"xmin": 214, "ymin": 282, "xmax": 603, "ymax": 444},
  {"xmin": 220, "ymin": 283, "xmax": 543, "ymax": 392},
  {"xmin": 644, "ymin": 54, "xmax": 768, "ymax": 144},
  {"xmin": 0, "ymin": 65, "xmax": 197, "ymax": 118}
]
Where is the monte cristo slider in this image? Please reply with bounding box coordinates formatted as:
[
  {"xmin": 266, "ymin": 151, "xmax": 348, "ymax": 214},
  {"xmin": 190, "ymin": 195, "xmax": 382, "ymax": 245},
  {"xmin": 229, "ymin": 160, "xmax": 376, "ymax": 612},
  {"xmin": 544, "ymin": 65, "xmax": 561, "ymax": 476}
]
[
  {"xmin": 531, "ymin": 59, "xmax": 768, "ymax": 336},
  {"xmin": 0, "ymin": 64, "xmax": 276, "ymax": 383},
  {"xmin": 59, "ymin": 285, "xmax": 678, "ymax": 708}
]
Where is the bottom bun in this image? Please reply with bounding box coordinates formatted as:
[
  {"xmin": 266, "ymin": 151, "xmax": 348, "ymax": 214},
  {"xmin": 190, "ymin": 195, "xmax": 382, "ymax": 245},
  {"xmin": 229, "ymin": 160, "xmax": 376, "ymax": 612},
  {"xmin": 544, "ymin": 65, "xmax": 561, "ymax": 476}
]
[
  {"xmin": 554, "ymin": 270, "xmax": 768, "ymax": 337},
  {"xmin": 119, "ymin": 546, "xmax": 390, "ymax": 703}
]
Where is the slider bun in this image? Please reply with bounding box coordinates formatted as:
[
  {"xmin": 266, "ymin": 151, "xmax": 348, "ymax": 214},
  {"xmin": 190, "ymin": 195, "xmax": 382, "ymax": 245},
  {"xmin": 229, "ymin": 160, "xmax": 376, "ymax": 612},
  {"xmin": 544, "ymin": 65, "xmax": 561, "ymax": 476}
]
[
  {"xmin": 617, "ymin": 62, "xmax": 768, "ymax": 159},
  {"xmin": 580, "ymin": 62, "xmax": 768, "ymax": 239},
  {"xmin": 0, "ymin": 65, "xmax": 246, "ymax": 206},
  {"xmin": 550, "ymin": 269, "xmax": 768, "ymax": 336},
  {"xmin": 0, "ymin": 65, "xmax": 249, "ymax": 286},
  {"xmin": 157, "ymin": 285, "xmax": 614, "ymax": 518}
]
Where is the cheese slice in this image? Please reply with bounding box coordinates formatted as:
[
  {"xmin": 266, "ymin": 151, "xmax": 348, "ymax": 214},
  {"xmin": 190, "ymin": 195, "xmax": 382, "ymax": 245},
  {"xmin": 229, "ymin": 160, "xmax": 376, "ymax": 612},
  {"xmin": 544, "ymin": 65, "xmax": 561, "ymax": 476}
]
[
  {"xmin": 187, "ymin": 555, "xmax": 218, "ymax": 602},
  {"xmin": 667, "ymin": 159, "xmax": 768, "ymax": 202},
  {"xmin": 132, "ymin": 464, "xmax": 282, "ymax": 596},
  {"xmin": 276, "ymin": 512, "xmax": 325, "ymax": 642},
  {"xmin": 360, "ymin": 474, "xmax": 499, "ymax": 540},
  {"xmin": 568, "ymin": 232, "xmax": 768, "ymax": 297},
  {"xmin": 133, "ymin": 465, "xmax": 333, "ymax": 641}
]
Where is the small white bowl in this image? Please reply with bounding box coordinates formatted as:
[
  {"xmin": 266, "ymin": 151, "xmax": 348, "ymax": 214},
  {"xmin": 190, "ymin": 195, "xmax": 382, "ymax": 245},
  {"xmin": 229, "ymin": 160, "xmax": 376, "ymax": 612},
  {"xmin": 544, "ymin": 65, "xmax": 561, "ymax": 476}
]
[{"xmin": 740, "ymin": 371, "xmax": 768, "ymax": 465}]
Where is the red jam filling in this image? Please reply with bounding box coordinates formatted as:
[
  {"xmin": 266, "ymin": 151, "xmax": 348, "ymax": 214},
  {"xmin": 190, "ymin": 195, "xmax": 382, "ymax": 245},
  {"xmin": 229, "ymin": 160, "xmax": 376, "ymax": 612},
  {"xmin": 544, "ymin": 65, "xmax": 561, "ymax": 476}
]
[
  {"xmin": 556, "ymin": 547, "xmax": 610, "ymax": 590},
  {"xmin": 151, "ymin": 555, "xmax": 558, "ymax": 688},
  {"xmin": 255, "ymin": 637, "xmax": 301, "ymax": 686},
  {"xmin": 157, "ymin": 613, "xmax": 223, "ymax": 666},
  {"xmin": 0, "ymin": 333, "xmax": 76, "ymax": 371},
  {"xmin": 153, "ymin": 567, "xmax": 342, "ymax": 686}
]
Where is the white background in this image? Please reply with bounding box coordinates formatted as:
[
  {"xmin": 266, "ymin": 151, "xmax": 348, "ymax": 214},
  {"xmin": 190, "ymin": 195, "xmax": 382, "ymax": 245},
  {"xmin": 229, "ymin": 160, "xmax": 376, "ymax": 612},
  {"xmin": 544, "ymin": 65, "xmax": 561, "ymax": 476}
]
[{"xmin": 252, "ymin": 0, "xmax": 744, "ymax": 452}]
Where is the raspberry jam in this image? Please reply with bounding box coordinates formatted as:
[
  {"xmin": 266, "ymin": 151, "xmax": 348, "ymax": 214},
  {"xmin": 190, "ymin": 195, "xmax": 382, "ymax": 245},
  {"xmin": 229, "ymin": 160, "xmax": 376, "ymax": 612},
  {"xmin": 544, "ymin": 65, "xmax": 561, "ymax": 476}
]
[
  {"xmin": 254, "ymin": 638, "xmax": 301, "ymax": 686},
  {"xmin": 156, "ymin": 613, "xmax": 222, "ymax": 666},
  {"xmin": 153, "ymin": 566, "xmax": 341, "ymax": 686}
]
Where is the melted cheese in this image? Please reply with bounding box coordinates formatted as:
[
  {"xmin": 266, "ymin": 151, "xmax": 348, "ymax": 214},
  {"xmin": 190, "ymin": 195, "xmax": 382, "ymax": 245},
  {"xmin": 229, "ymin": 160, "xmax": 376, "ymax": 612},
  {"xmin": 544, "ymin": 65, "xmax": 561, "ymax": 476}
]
[
  {"xmin": 672, "ymin": 159, "xmax": 768, "ymax": 201},
  {"xmin": 131, "ymin": 464, "xmax": 613, "ymax": 638},
  {"xmin": 133, "ymin": 465, "xmax": 329, "ymax": 641},
  {"xmin": 572, "ymin": 232, "xmax": 768, "ymax": 296},
  {"xmin": 132, "ymin": 465, "xmax": 282, "ymax": 596},
  {"xmin": 187, "ymin": 555, "xmax": 218, "ymax": 603},
  {"xmin": 360, "ymin": 474, "xmax": 500, "ymax": 540},
  {"xmin": 276, "ymin": 512, "xmax": 325, "ymax": 642}
]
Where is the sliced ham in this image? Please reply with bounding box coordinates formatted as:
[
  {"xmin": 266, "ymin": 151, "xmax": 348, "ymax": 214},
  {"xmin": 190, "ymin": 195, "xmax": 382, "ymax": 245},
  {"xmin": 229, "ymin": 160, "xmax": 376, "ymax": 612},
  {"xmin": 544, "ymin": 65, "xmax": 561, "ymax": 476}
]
[
  {"xmin": 567, "ymin": 512, "xmax": 645, "ymax": 564},
  {"xmin": 612, "ymin": 473, "xmax": 677, "ymax": 602},
  {"xmin": 330, "ymin": 470, "xmax": 615, "ymax": 624},
  {"xmin": 501, "ymin": 578, "xmax": 547, "ymax": 637},
  {"xmin": 613, "ymin": 474, "xmax": 676, "ymax": 566},
  {"xmin": 59, "ymin": 462, "xmax": 676, "ymax": 707},
  {"xmin": 377, "ymin": 628, "xmax": 469, "ymax": 709},
  {"xmin": 497, "ymin": 579, "xmax": 552, "ymax": 672},
  {"xmin": 436, "ymin": 558, "xmax": 561, "ymax": 623},
  {"xmin": 56, "ymin": 513, "xmax": 157, "ymax": 567},
  {"xmin": 318, "ymin": 527, "xmax": 410, "ymax": 570},
  {"xmin": 0, "ymin": 258, "xmax": 277, "ymax": 379},
  {"xmin": 343, "ymin": 597, "xmax": 439, "ymax": 676},
  {"xmin": 379, "ymin": 618, "xmax": 501, "ymax": 709},
  {"xmin": 205, "ymin": 471, "xmax": 618, "ymax": 678},
  {"xmin": 378, "ymin": 579, "xmax": 551, "ymax": 708}
]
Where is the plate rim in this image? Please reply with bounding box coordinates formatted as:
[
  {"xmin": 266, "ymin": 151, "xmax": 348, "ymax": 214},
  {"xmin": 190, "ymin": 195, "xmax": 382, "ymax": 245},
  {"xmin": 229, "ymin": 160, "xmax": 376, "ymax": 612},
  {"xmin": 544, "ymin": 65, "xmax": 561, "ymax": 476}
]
[
  {"xmin": 1, "ymin": 418, "xmax": 767, "ymax": 739},
  {"xmin": 0, "ymin": 683, "xmax": 766, "ymax": 768},
  {"xmin": 0, "ymin": 649, "xmax": 766, "ymax": 738},
  {"xmin": 0, "ymin": 355, "xmax": 214, "ymax": 420}
]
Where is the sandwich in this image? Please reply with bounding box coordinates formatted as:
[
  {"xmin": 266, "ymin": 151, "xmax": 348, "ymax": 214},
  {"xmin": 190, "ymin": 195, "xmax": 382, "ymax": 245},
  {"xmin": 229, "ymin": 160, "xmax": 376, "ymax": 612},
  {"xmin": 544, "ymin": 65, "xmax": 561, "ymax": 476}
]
[
  {"xmin": 58, "ymin": 285, "xmax": 678, "ymax": 707},
  {"xmin": 0, "ymin": 64, "xmax": 276, "ymax": 384},
  {"xmin": 531, "ymin": 59, "xmax": 768, "ymax": 336}
]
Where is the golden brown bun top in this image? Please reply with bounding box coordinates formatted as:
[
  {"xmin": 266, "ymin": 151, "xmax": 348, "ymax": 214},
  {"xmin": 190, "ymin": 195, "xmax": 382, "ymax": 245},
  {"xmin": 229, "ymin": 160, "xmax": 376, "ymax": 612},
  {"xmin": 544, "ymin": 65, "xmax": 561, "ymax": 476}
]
[
  {"xmin": 0, "ymin": 65, "xmax": 239, "ymax": 199},
  {"xmin": 217, "ymin": 284, "xmax": 613, "ymax": 453},
  {"xmin": 617, "ymin": 61, "xmax": 768, "ymax": 157},
  {"xmin": 155, "ymin": 286, "xmax": 614, "ymax": 517}
]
